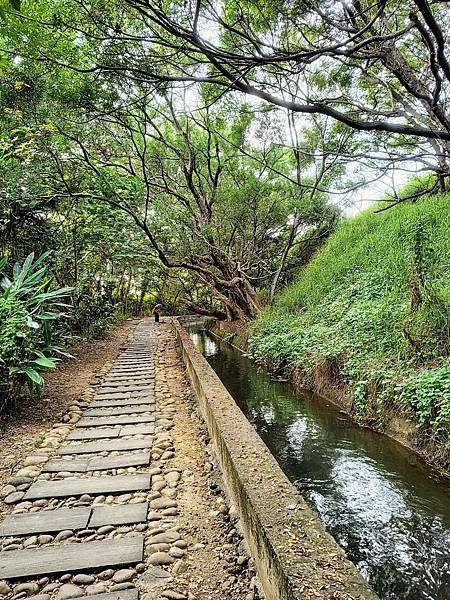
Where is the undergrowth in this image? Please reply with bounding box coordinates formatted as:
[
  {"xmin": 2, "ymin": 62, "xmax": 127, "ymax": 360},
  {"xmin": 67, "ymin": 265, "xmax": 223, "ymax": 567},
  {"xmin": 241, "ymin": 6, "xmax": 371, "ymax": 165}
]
[{"xmin": 250, "ymin": 195, "xmax": 450, "ymax": 449}]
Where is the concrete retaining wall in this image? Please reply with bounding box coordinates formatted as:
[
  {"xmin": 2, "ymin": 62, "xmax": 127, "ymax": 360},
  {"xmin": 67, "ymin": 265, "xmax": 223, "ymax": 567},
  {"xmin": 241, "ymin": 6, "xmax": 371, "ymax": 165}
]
[{"xmin": 173, "ymin": 320, "xmax": 378, "ymax": 600}]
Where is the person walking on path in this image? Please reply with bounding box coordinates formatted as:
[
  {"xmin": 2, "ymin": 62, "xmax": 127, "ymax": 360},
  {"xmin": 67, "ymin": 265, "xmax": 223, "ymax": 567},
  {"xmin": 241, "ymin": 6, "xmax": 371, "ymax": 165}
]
[{"xmin": 152, "ymin": 303, "xmax": 162, "ymax": 323}]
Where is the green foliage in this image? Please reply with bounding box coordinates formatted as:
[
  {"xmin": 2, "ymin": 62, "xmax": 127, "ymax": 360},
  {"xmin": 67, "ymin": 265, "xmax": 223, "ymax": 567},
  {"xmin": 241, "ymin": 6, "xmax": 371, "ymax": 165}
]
[
  {"xmin": 397, "ymin": 363, "xmax": 450, "ymax": 433},
  {"xmin": 0, "ymin": 252, "xmax": 71, "ymax": 411},
  {"xmin": 251, "ymin": 195, "xmax": 450, "ymax": 440}
]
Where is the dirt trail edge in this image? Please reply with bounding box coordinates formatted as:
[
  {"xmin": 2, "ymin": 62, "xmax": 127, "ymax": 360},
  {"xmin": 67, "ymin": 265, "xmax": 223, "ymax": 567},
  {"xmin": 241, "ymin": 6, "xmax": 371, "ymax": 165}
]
[{"xmin": 0, "ymin": 319, "xmax": 260, "ymax": 600}]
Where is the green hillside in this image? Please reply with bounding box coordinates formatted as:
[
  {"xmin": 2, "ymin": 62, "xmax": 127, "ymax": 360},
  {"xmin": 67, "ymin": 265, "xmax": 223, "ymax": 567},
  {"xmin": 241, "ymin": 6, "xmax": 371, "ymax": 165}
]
[{"xmin": 250, "ymin": 195, "xmax": 450, "ymax": 464}]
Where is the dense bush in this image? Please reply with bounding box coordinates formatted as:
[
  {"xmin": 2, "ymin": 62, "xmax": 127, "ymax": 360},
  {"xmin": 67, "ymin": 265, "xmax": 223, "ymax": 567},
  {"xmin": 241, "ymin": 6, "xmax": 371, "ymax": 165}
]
[
  {"xmin": 69, "ymin": 283, "xmax": 117, "ymax": 339},
  {"xmin": 250, "ymin": 195, "xmax": 450, "ymax": 443},
  {"xmin": 0, "ymin": 252, "xmax": 71, "ymax": 413}
]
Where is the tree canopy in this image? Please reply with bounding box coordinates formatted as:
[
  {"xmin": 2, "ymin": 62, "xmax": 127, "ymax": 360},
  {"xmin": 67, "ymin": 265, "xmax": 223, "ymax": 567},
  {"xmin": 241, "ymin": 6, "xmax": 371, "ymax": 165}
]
[{"xmin": 0, "ymin": 0, "xmax": 448, "ymax": 321}]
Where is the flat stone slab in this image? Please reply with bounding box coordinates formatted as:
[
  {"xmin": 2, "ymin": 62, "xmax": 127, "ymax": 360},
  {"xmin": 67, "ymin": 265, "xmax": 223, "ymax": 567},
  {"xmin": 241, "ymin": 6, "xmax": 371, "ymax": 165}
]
[
  {"xmin": 57, "ymin": 439, "xmax": 152, "ymax": 454},
  {"xmin": 83, "ymin": 405, "xmax": 155, "ymax": 417},
  {"xmin": 77, "ymin": 416, "xmax": 155, "ymax": 427},
  {"xmin": 69, "ymin": 425, "xmax": 154, "ymax": 440},
  {"xmin": 24, "ymin": 474, "xmax": 151, "ymax": 499},
  {"xmin": 0, "ymin": 536, "xmax": 144, "ymax": 579},
  {"xmin": 120, "ymin": 424, "xmax": 155, "ymax": 436},
  {"xmin": 79, "ymin": 590, "xmax": 138, "ymax": 600},
  {"xmin": 66, "ymin": 426, "xmax": 154, "ymax": 442},
  {"xmin": 0, "ymin": 507, "xmax": 90, "ymax": 537},
  {"xmin": 104, "ymin": 376, "xmax": 154, "ymax": 383},
  {"xmin": 130, "ymin": 390, "xmax": 153, "ymax": 398},
  {"xmin": 99, "ymin": 385, "xmax": 153, "ymax": 394},
  {"xmin": 93, "ymin": 392, "xmax": 131, "ymax": 401},
  {"xmin": 91, "ymin": 398, "xmax": 153, "ymax": 407},
  {"xmin": 44, "ymin": 451, "xmax": 150, "ymax": 472},
  {"xmin": 43, "ymin": 458, "xmax": 88, "ymax": 473},
  {"xmin": 109, "ymin": 366, "xmax": 152, "ymax": 372},
  {"xmin": 112, "ymin": 365, "xmax": 152, "ymax": 370},
  {"xmin": 87, "ymin": 451, "xmax": 151, "ymax": 471},
  {"xmin": 68, "ymin": 427, "xmax": 120, "ymax": 440},
  {"xmin": 89, "ymin": 502, "xmax": 148, "ymax": 528}
]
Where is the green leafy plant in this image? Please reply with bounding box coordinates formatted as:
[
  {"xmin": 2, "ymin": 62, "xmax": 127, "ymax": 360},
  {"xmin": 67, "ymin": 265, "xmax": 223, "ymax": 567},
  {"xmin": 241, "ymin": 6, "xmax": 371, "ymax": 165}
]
[{"xmin": 0, "ymin": 252, "xmax": 72, "ymax": 411}]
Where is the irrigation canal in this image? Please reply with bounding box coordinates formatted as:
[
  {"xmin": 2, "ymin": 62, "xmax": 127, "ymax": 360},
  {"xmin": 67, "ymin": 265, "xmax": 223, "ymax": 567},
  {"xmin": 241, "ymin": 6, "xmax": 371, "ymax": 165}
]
[{"xmin": 190, "ymin": 327, "xmax": 450, "ymax": 600}]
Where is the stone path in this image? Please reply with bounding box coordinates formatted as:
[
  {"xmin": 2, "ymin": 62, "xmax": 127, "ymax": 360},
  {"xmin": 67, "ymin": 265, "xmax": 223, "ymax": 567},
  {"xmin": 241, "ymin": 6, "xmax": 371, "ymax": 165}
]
[{"xmin": 0, "ymin": 321, "xmax": 189, "ymax": 600}]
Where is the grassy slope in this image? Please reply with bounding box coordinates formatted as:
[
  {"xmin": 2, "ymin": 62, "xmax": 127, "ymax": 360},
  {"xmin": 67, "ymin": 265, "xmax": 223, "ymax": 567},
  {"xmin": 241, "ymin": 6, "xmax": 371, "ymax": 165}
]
[{"xmin": 250, "ymin": 195, "xmax": 450, "ymax": 465}]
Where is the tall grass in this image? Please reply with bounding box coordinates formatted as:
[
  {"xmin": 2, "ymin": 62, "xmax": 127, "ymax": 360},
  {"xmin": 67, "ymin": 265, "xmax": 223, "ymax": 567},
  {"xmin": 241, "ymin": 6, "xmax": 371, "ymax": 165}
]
[
  {"xmin": 251, "ymin": 195, "xmax": 450, "ymax": 453},
  {"xmin": 278, "ymin": 196, "xmax": 449, "ymax": 316}
]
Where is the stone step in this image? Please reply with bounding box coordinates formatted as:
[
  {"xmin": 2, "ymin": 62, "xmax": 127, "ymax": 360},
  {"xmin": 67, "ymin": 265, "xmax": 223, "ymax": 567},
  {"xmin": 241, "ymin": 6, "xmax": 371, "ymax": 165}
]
[
  {"xmin": 68, "ymin": 427, "xmax": 121, "ymax": 440},
  {"xmin": 77, "ymin": 416, "xmax": 155, "ymax": 427},
  {"xmin": 0, "ymin": 502, "xmax": 149, "ymax": 537},
  {"xmin": 91, "ymin": 398, "xmax": 153, "ymax": 408},
  {"xmin": 57, "ymin": 439, "xmax": 152, "ymax": 455},
  {"xmin": 108, "ymin": 368, "xmax": 152, "ymax": 374},
  {"xmin": 103, "ymin": 376, "xmax": 153, "ymax": 383},
  {"xmin": 43, "ymin": 458, "xmax": 88, "ymax": 472},
  {"xmin": 87, "ymin": 452, "xmax": 151, "ymax": 471},
  {"xmin": 88, "ymin": 502, "xmax": 148, "ymax": 528},
  {"xmin": 23, "ymin": 474, "xmax": 151, "ymax": 500},
  {"xmin": 113, "ymin": 363, "xmax": 152, "ymax": 367},
  {"xmin": 98, "ymin": 386, "xmax": 153, "ymax": 394},
  {"xmin": 0, "ymin": 536, "xmax": 144, "ymax": 579},
  {"xmin": 44, "ymin": 451, "xmax": 151, "ymax": 473},
  {"xmin": 93, "ymin": 392, "xmax": 131, "ymax": 401},
  {"xmin": 83, "ymin": 406, "xmax": 155, "ymax": 417},
  {"xmin": 0, "ymin": 507, "xmax": 90, "ymax": 537},
  {"xmin": 79, "ymin": 590, "xmax": 138, "ymax": 600},
  {"xmin": 68, "ymin": 425, "xmax": 155, "ymax": 441}
]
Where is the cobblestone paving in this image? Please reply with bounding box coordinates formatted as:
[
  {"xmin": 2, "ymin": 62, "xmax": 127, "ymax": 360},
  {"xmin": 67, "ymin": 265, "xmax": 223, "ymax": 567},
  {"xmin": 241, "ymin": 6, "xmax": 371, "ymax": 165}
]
[{"xmin": 0, "ymin": 320, "xmax": 260, "ymax": 600}]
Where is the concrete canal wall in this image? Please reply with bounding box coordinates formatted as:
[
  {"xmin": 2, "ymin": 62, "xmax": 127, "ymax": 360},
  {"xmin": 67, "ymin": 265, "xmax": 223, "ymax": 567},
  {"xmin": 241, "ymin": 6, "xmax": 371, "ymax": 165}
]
[{"xmin": 173, "ymin": 319, "xmax": 378, "ymax": 600}]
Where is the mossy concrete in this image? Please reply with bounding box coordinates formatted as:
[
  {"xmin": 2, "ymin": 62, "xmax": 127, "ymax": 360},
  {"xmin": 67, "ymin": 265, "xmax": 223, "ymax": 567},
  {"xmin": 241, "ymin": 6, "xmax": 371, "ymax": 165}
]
[{"xmin": 173, "ymin": 320, "xmax": 378, "ymax": 600}]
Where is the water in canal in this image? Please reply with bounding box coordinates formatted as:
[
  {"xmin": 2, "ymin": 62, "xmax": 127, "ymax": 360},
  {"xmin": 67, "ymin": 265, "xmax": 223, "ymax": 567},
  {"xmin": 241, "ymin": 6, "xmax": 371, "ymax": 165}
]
[{"xmin": 190, "ymin": 328, "xmax": 450, "ymax": 600}]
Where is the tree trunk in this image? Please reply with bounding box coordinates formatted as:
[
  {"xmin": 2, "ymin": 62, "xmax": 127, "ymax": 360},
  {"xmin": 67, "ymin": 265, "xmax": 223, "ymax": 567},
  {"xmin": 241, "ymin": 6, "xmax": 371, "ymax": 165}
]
[{"xmin": 137, "ymin": 276, "xmax": 150, "ymax": 316}]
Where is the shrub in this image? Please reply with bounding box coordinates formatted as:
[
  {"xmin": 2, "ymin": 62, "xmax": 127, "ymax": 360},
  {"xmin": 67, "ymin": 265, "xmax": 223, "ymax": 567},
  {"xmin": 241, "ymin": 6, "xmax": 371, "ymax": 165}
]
[{"xmin": 0, "ymin": 252, "xmax": 71, "ymax": 413}]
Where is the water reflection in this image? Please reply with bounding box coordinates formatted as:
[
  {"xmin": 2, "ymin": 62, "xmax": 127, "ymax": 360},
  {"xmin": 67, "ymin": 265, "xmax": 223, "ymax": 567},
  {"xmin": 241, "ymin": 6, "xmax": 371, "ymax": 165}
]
[{"xmin": 190, "ymin": 328, "xmax": 450, "ymax": 600}]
